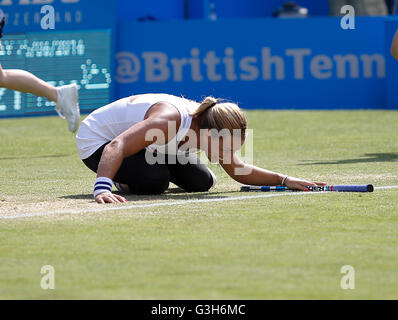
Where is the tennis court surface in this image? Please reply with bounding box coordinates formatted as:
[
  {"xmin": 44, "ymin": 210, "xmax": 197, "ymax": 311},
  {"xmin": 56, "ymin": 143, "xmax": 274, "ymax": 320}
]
[{"xmin": 1, "ymin": 110, "xmax": 397, "ymax": 299}]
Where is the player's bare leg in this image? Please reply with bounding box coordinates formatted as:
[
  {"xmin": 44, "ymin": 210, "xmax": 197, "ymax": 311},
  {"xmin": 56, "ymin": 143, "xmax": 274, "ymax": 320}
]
[
  {"xmin": 0, "ymin": 66, "xmax": 57, "ymax": 102},
  {"xmin": 0, "ymin": 64, "xmax": 80, "ymax": 133},
  {"xmin": 0, "ymin": 11, "xmax": 80, "ymax": 132}
]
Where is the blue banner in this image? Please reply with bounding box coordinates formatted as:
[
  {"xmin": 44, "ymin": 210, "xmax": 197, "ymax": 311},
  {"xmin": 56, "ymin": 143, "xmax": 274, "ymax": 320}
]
[
  {"xmin": 0, "ymin": 0, "xmax": 115, "ymax": 32},
  {"xmin": 115, "ymin": 17, "xmax": 388, "ymax": 109}
]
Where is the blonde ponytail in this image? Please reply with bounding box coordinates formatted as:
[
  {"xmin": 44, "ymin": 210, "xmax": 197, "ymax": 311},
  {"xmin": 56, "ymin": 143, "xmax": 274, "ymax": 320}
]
[
  {"xmin": 190, "ymin": 96, "xmax": 247, "ymax": 136},
  {"xmin": 190, "ymin": 96, "xmax": 218, "ymax": 118}
]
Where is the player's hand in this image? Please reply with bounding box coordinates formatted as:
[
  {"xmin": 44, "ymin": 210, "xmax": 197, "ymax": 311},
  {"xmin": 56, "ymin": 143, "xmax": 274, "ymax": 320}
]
[
  {"xmin": 95, "ymin": 192, "xmax": 127, "ymax": 204},
  {"xmin": 285, "ymin": 176, "xmax": 327, "ymax": 191}
]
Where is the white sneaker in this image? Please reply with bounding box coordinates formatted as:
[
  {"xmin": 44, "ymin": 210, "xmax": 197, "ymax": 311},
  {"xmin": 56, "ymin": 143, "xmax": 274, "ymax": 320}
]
[{"xmin": 55, "ymin": 83, "xmax": 80, "ymax": 133}]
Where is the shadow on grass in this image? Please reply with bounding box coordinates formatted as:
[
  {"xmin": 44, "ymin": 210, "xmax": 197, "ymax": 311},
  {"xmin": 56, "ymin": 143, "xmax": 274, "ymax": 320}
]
[
  {"xmin": 299, "ymin": 153, "xmax": 398, "ymax": 166},
  {"xmin": 0, "ymin": 154, "xmax": 72, "ymax": 161},
  {"xmin": 60, "ymin": 188, "xmax": 240, "ymax": 202}
]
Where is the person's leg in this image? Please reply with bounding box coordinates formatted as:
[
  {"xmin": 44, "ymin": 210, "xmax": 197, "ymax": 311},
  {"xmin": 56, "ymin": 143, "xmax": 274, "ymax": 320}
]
[
  {"xmin": 0, "ymin": 64, "xmax": 80, "ymax": 132},
  {"xmin": 0, "ymin": 64, "xmax": 57, "ymax": 101},
  {"xmin": 166, "ymin": 153, "xmax": 216, "ymax": 192},
  {"xmin": 0, "ymin": 14, "xmax": 56, "ymax": 101},
  {"xmin": 0, "ymin": 10, "xmax": 80, "ymax": 132},
  {"xmin": 83, "ymin": 145, "xmax": 171, "ymax": 195},
  {"xmin": 115, "ymin": 150, "xmax": 170, "ymax": 195}
]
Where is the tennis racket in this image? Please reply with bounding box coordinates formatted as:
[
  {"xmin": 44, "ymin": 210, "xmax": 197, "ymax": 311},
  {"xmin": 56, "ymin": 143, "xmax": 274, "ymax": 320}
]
[{"xmin": 240, "ymin": 185, "xmax": 374, "ymax": 193}]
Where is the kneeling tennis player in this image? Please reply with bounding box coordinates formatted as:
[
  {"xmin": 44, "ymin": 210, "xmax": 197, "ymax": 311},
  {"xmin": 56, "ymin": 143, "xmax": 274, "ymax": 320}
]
[{"xmin": 76, "ymin": 94, "xmax": 326, "ymax": 204}]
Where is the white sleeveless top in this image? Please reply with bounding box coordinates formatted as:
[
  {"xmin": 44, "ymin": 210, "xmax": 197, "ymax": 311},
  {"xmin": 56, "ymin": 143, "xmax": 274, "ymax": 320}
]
[{"xmin": 76, "ymin": 94, "xmax": 196, "ymax": 160}]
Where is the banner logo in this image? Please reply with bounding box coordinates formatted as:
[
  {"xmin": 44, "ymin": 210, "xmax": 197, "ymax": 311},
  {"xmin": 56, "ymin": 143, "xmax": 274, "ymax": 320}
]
[{"xmin": 116, "ymin": 47, "xmax": 386, "ymax": 84}]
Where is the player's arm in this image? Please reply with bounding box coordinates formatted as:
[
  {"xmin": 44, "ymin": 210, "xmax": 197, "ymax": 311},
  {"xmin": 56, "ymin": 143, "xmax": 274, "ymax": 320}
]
[
  {"xmin": 96, "ymin": 119, "xmax": 163, "ymax": 178},
  {"xmin": 391, "ymin": 30, "xmax": 398, "ymax": 60},
  {"xmin": 95, "ymin": 105, "xmax": 179, "ymax": 204},
  {"xmin": 219, "ymin": 153, "xmax": 326, "ymax": 191}
]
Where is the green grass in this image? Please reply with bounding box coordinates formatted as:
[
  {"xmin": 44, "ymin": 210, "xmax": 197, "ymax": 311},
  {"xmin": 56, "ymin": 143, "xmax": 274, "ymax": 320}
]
[{"xmin": 0, "ymin": 111, "xmax": 397, "ymax": 299}]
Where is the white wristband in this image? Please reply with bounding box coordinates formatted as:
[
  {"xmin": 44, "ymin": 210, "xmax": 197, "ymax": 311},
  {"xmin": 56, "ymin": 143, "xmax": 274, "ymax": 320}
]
[{"xmin": 94, "ymin": 177, "xmax": 113, "ymax": 198}]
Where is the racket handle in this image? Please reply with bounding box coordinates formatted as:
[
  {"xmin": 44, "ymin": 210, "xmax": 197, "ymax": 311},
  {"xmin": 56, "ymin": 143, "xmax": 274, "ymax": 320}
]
[{"xmin": 333, "ymin": 184, "xmax": 374, "ymax": 192}]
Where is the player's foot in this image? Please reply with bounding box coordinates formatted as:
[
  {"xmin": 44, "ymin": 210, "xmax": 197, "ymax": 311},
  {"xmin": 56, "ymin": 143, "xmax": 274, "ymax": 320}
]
[
  {"xmin": 114, "ymin": 182, "xmax": 130, "ymax": 194},
  {"xmin": 55, "ymin": 83, "xmax": 80, "ymax": 133}
]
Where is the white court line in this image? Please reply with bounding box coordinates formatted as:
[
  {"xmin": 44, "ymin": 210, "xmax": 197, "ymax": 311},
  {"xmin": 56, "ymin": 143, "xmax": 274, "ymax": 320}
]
[
  {"xmin": 0, "ymin": 185, "xmax": 397, "ymax": 221},
  {"xmin": 375, "ymin": 185, "xmax": 398, "ymax": 190}
]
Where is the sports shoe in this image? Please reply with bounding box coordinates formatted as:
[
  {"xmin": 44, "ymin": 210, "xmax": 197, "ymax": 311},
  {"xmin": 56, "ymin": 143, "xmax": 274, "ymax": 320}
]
[{"xmin": 55, "ymin": 83, "xmax": 80, "ymax": 133}]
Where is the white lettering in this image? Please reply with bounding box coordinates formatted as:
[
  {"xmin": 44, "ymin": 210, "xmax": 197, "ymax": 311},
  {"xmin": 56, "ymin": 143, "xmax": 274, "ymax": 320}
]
[
  {"xmin": 286, "ymin": 49, "xmax": 311, "ymax": 79},
  {"xmin": 360, "ymin": 54, "xmax": 385, "ymax": 78},
  {"xmin": 142, "ymin": 52, "xmax": 170, "ymax": 82},
  {"xmin": 116, "ymin": 52, "xmax": 141, "ymax": 83},
  {"xmin": 239, "ymin": 56, "xmax": 259, "ymax": 81},
  {"xmin": 223, "ymin": 47, "xmax": 238, "ymax": 81},
  {"xmin": 340, "ymin": 265, "xmax": 355, "ymax": 289},
  {"xmin": 189, "ymin": 48, "xmax": 203, "ymax": 82},
  {"xmin": 40, "ymin": 265, "xmax": 55, "ymax": 290},
  {"xmin": 334, "ymin": 54, "xmax": 359, "ymax": 79},
  {"xmin": 40, "ymin": 5, "xmax": 55, "ymax": 30},
  {"xmin": 170, "ymin": 58, "xmax": 188, "ymax": 82},
  {"xmin": 262, "ymin": 47, "xmax": 284, "ymax": 80},
  {"xmin": 203, "ymin": 51, "xmax": 221, "ymax": 81},
  {"xmin": 310, "ymin": 54, "xmax": 333, "ymax": 79},
  {"xmin": 340, "ymin": 5, "xmax": 355, "ymax": 30},
  {"xmin": 115, "ymin": 48, "xmax": 385, "ymax": 83}
]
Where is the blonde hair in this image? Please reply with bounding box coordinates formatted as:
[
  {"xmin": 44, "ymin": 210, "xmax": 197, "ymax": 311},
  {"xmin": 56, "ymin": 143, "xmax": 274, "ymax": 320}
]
[{"xmin": 189, "ymin": 97, "xmax": 247, "ymax": 135}]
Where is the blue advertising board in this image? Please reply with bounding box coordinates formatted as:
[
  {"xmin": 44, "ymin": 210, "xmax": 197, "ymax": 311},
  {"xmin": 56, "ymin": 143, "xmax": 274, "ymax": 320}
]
[
  {"xmin": 0, "ymin": 1, "xmax": 396, "ymax": 115},
  {"xmin": 115, "ymin": 17, "xmax": 388, "ymax": 109}
]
